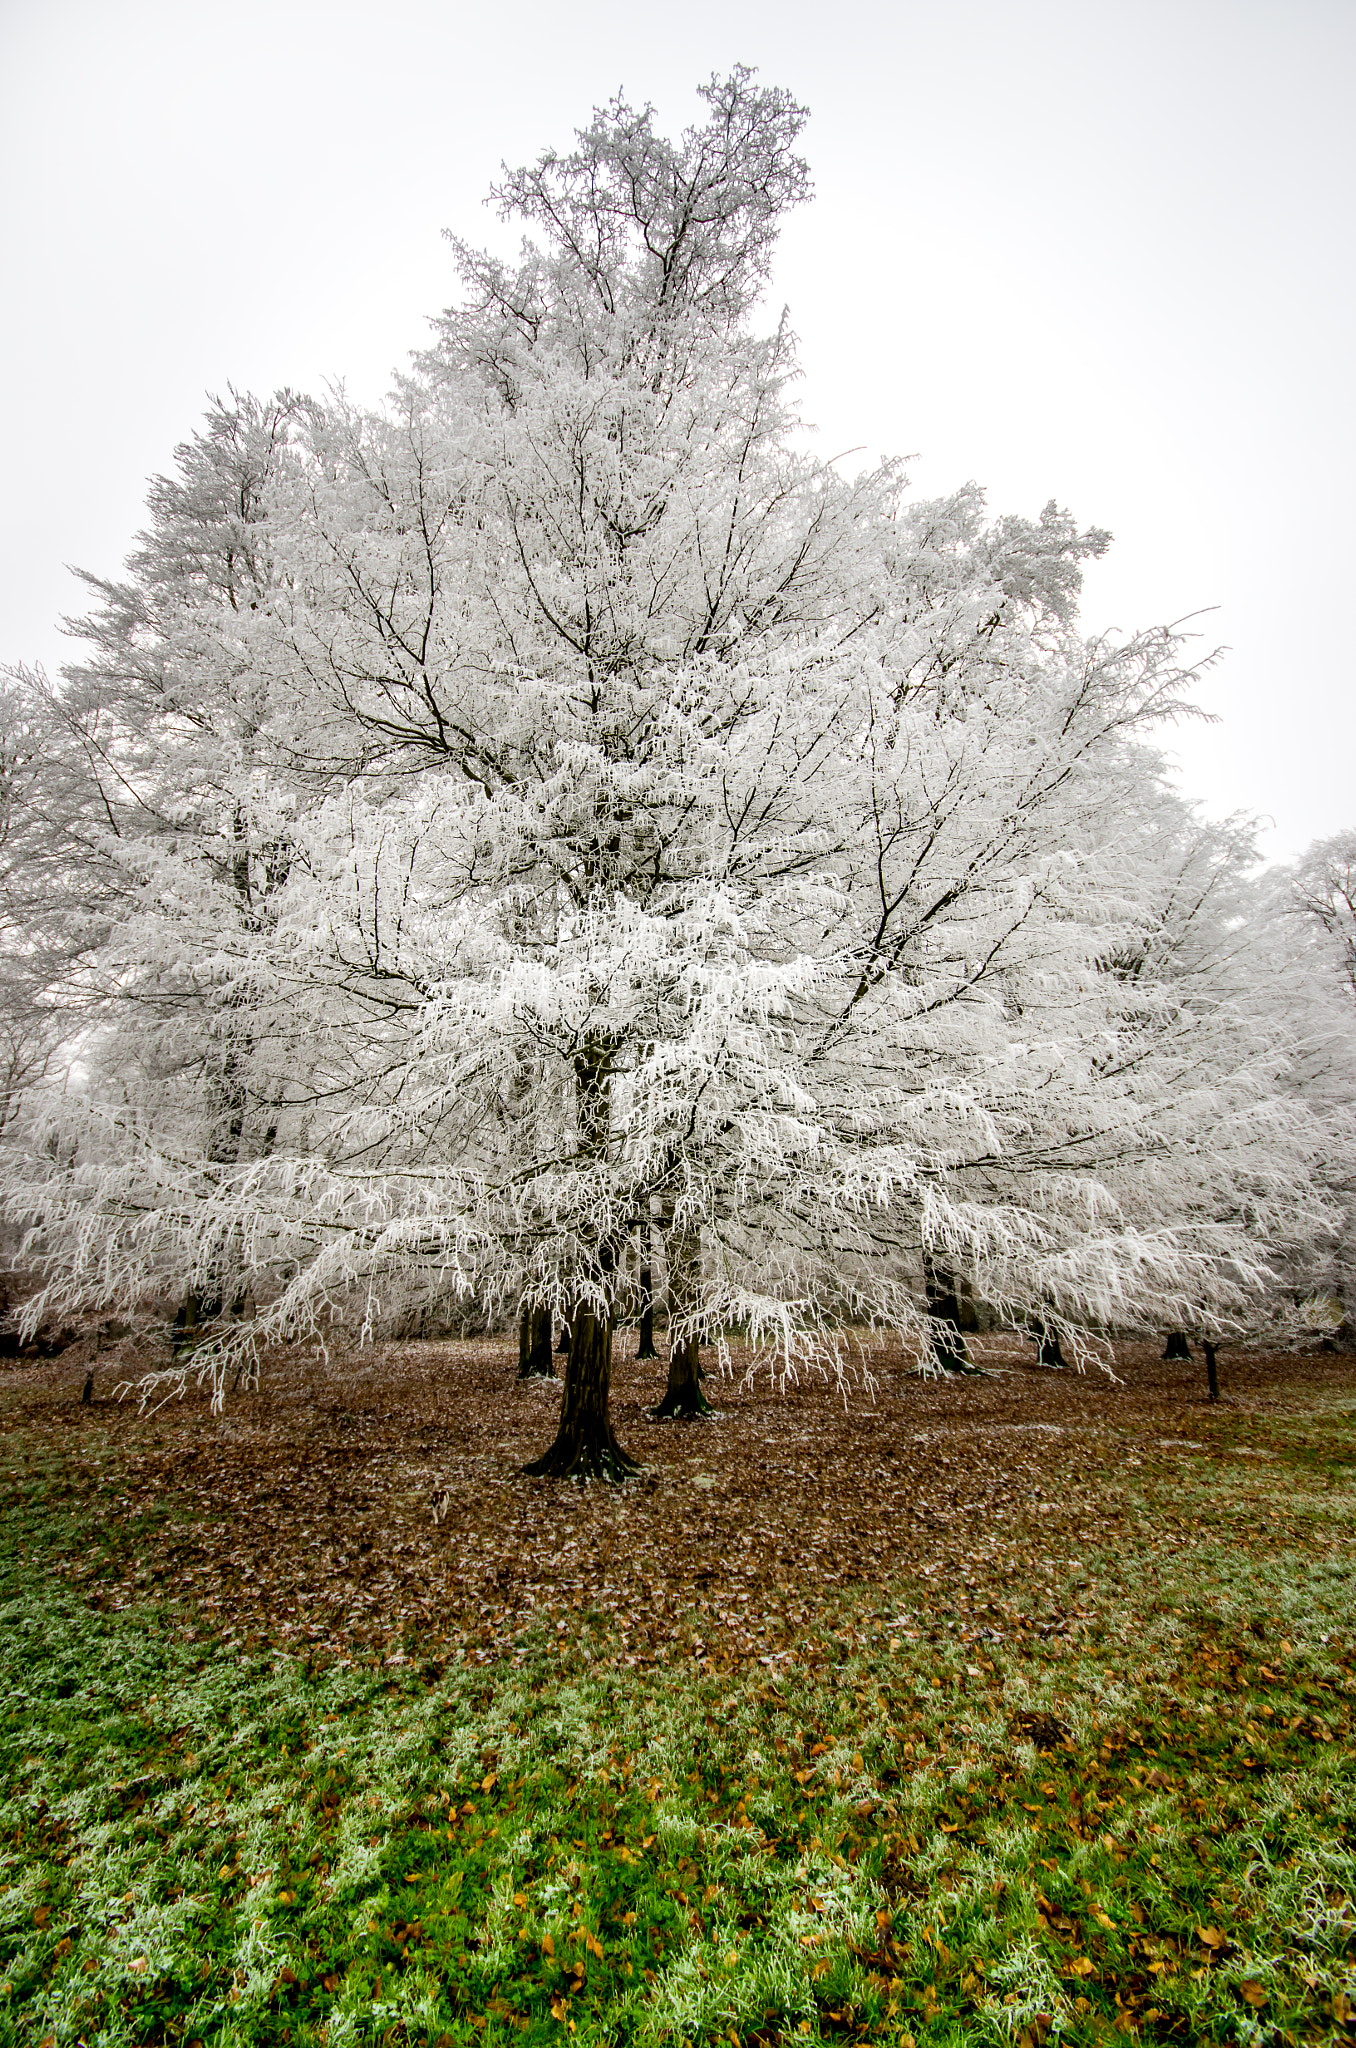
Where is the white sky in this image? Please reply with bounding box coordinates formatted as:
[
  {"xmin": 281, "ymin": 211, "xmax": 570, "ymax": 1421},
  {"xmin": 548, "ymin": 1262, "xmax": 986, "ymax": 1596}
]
[{"xmin": 2, "ymin": 0, "xmax": 1351, "ymax": 863}]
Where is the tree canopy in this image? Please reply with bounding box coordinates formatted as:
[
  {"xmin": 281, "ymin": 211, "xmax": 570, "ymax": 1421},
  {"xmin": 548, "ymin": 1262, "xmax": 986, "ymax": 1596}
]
[{"xmin": 3, "ymin": 71, "xmax": 1349, "ymax": 1469}]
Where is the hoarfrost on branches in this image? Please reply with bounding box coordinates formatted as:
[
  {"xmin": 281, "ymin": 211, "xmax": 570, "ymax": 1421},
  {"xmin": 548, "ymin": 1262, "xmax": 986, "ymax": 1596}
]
[{"xmin": 2, "ymin": 71, "xmax": 1337, "ymax": 1468}]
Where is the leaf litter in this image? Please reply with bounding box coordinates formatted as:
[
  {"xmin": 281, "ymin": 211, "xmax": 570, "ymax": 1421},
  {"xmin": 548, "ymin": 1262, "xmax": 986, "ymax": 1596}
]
[{"xmin": 2, "ymin": 1332, "xmax": 1355, "ymax": 2046}]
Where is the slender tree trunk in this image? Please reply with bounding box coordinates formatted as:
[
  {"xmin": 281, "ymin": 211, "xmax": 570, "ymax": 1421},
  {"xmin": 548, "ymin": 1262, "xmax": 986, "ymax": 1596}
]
[
  {"xmin": 1204, "ymin": 1341, "xmax": 1219, "ymax": 1401},
  {"xmin": 1033, "ymin": 1321, "xmax": 1067, "ymax": 1368},
  {"xmin": 923, "ymin": 1253, "xmax": 975, "ymax": 1373},
  {"xmin": 651, "ymin": 1220, "xmax": 710, "ymax": 1417},
  {"xmin": 518, "ymin": 1303, "xmax": 554, "ymax": 1379},
  {"xmin": 636, "ymin": 1273, "xmax": 656, "ymax": 1359},
  {"xmin": 636, "ymin": 1223, "xmax": 657, "ymax": 1359}
]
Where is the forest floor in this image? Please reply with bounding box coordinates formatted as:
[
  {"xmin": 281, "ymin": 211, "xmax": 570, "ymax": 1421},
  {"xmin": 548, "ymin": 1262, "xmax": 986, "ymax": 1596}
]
[{"xmin": 0, "ymin": 1332, "xmax": 1353, "ymax": 2048}]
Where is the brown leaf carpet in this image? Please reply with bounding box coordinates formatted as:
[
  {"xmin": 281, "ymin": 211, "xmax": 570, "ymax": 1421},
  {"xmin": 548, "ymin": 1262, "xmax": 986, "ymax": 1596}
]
[{"xmin": 4, "ymin": 1334, "xmax": 1349, "ymax": 1673}]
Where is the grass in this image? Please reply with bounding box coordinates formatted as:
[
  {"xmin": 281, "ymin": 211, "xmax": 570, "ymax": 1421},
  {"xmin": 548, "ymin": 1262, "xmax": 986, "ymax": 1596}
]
[{"xmin": 1, "ymin": 1389, "xmax": 1354, "ymax": 2046}]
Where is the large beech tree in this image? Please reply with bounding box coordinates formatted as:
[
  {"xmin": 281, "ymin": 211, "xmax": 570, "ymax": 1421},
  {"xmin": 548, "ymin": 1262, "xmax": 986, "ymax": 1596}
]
[{"xmin": 8, "ymin": 73, "xmax": 1329, "ymax": 1474}]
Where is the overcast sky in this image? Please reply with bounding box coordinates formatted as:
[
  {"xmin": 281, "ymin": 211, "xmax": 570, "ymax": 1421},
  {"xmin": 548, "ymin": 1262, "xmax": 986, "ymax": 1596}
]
[{"xmin": 2, "ymin": 0, "xmax": 1350, "ymax": 864}]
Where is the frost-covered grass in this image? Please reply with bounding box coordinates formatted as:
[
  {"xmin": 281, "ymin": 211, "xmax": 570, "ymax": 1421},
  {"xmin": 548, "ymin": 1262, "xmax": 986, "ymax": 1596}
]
[{"xmin": 2, "ymin": 1395, "xmax": 1355, "ymax": 2046}]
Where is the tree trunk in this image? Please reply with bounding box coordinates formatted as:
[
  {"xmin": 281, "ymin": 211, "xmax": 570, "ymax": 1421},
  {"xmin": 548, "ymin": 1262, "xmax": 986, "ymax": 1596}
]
[
  {"xmin": 517, "ymin": 1303, "xmax": 554, "ymax": 1379},
  {"xmin": 1204, "ymin": 1341, "xmax": 1219, "ymax": 1401},
  {"xmin": 522, "ymin": 1305, "xmax": 638, "ymax": 1480},
  {"xmin": 653, "ymin": 1330, "xmax": 710, "ymax": 1419},
  {"xmin": 651, "ymin": 1219, "xmax": 710, "ymax": 1416},
  {"xmin": 636, "ymin": 1227, "xmax": 658, "ymax": 1360},
  {"xmin": 1033, "ymin": 1322, "xmax": 1067, "ymax": 1368},
  {"xmin": 1163, "ymin": 1331, "xmax": 1192, "ymax": 1361},
  {"xmin": 524, "ymin": 1036, "xmax": 636, "ymax": 1479},
  {"xmin": 173, "ymin": 1288, "xmax": 222, "ymax": 1354},
  {"xmin": 924, "ymin": 1253, "xmax": 976, "ymax": 1373}
]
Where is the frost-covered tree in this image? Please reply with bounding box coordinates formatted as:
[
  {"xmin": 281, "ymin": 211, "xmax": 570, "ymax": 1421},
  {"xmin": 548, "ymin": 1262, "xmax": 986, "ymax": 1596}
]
[
  {"xmin": 8, "ymin": 73, "xmax": 1328, "ymax": 1475},
  {"xmin": 1266, "ymin": 831, "xmax": 1356, "ymax": 1327}
]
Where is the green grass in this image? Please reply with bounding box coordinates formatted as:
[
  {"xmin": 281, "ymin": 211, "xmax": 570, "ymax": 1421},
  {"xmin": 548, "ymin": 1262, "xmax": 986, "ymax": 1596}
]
[{"xmin": 1, "ymin": 1400, "xmax": 1354, "ymax": 2046}]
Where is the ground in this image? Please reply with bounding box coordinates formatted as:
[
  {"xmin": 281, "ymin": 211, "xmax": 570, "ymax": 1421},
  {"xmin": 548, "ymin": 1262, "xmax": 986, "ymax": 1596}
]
[{"xmin": 1, "ymin": 1332, "xmax": 1353, "ymax": 2047}]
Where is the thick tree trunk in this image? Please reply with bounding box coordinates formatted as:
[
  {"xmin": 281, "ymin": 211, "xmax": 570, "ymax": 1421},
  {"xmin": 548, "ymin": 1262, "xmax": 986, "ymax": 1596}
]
[
  {"xmin": 522, "ymin": 1305, "xmax": 638, "ymax": 1480},
  {"xmin": 652, "ymin": 1331, "xmax": 711, "ymax": 1419},
  {"xmin": 1163, "ymin": 1331, "xmax": 1192, "ymax": 1361},
  {"xmin": 924, "ymin": 1253, "xmax": 976, "ymax": 1373},
  {"xmin": 651, "ymin": 1219, "xmax": 710, "ymax": 1416},
  {"xmin": 524, "ymin": 1036, "xmax": 636, "ymax": 1479},
  {"xmin": 517, "ymin": 1303, "xmax": 554, "ymax": 1379},
  {"xmin": 1204, "ymin": 1341, "xmax": 1219, "ymax": 1401}
]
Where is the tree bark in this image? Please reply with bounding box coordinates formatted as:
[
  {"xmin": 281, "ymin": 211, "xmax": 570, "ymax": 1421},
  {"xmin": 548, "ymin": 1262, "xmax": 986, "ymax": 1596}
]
[
  {"xmin": 1204, "ymin": 1340, "xmax": 1219, "ymax": 1401},
  {"xmin": 517, "ymin": 1303, "xmax": 554, "ymax": 1379},
  {"xmin": 1033, "ymin": 1322, "xmax": 1067, "ymax": 1368},
  {"xmin": 924, "ymin": 1253, "xmax": 976, "ymax": 1373},
  {"xmin": 524, "ymin": 1036, "xmax": 636, "ymax": 1479},
  {"xmin": 653, "ymin": 1330, "xmax": 710, "ymax": 1418},
  {"xmin": 1163, "ymin": 1331, "xmax": 1192, "ymax": 1361},
  {"xmin": 651, "ymin": 1219, "xmax": 710, "ymax": 1417},
  {"xmin": 636, "ymin": 1224, "xmax": 658, "ymax": 1359},
  {"xmin": 521, "ymin": 1304, "xmax": 638, "ymax": 1480}
]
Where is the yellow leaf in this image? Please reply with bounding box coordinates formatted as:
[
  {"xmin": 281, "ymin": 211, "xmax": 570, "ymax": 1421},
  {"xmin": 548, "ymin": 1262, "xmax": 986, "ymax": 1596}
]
[
  {"xmin": 514, "ymin": 1891, "xmax": 527, "ymax": 1908},
  {"xmin": 1196, "ymin": 1925, "xmax": 1225, "ymax": 1950},
  {"xmin": 542, "ymin": 1934, "xmax": 554, "ymax": 1958},
  {"xmin": 1068, "ymin": 1956, "xmax": 1095, "ymax": 1977},
  {"xmin": 129, "ymin": 1958, "xmax": 148, "ymax": 1976},
  {"xmin": 851, "ymin": 1753, "xmax": 863, "ymax": 1773},
  {"xmin": 1241, "ymin": 1982, "xmax": 1267, "ymax": 2007},
  {"xmin": 481, "ymin": 1773, "xmax": 496, "ymax": 1793}
]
